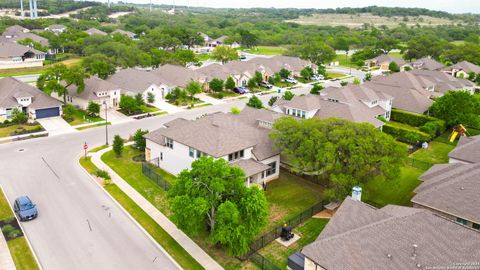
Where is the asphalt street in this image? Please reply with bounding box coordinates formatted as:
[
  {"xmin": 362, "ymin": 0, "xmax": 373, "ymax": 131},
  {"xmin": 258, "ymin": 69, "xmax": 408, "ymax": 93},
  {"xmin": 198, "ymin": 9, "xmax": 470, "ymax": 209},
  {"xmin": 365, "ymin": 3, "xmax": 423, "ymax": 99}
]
[{"xmin": 0, "ymin": 85, "xmax": 321, "ymax": 270}]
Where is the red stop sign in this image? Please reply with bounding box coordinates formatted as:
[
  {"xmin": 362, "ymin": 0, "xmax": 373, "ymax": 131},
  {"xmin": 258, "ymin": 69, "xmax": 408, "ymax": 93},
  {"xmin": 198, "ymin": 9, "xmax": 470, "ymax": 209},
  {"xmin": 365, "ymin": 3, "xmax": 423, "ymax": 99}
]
[{"xmin": 84, "ymin": 143, "xmax": 88, "ymax": 150}]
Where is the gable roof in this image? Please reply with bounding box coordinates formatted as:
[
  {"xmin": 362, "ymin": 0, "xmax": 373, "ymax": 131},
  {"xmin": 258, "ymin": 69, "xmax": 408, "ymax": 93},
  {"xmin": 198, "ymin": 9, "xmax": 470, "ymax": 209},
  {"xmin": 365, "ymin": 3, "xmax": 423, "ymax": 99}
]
[
  {"xmin": 46, "ymin": 24, "xmax": 67, "ymax": 31},
  {"xmin": 150, "ymin": 64, "xmax": 198, "ymax": 88},
  {"xmin": 0, "ymin": 77, "xmax": 61, "ymax": 110},
  {"xmin": 413, "ymin": 163, "xmax": 480, "ymax": 224},
  {"xmin": 1, "ymin": 25, "xmax": 49, "ymax": 47},
  {"xmin": 302, "ymin": 197, "xmax": 480, "ymax": 270},
  {"xmin": 112, "ymin": 29, "xmax": 136, "ymax": 39},
  {"xmin": 368, "ymin": 54, "xmax": 406, "ymax": 66},
  {"xmin": 412, "ymin": 57, "xmax": 445, "ymax": 71},
  {"xmin": 0, "ymin": 42, "xmax": 44, "ymax": 58},
  {"xmin": 448, "ymin": 135, "xmax": 480, "ymax": 163},
  {"xmin": 409, "ymin": 69, "xmax": 475, "ymax": 93},
  {"xmin": 443, "ymin": 61, "xmax": 480, "ymax": 74},
  {"xmin": 84, "ymin": 28, "xmax": 107, "ymax": 36},
  {"xmin": 67, "ymin": 76, "xmax": 120, "ymax": 100},
  {"xmin": 249, "ymin": 56, "xmax": 313, "ymax": 73},
  {"xmin": 106, "ymin": 68, "xmax": 164, "ymax": 93},
  {"xmin": 145, "ymin": 107, "xmax": 281, "ymax": 160}
]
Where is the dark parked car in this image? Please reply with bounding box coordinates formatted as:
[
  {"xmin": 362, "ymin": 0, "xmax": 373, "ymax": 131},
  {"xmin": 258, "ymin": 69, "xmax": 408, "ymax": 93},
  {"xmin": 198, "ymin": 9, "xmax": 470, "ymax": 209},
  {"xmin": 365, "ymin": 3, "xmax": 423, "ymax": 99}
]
[
  {"xmin": 240, "ymin": 55, "xmax": 247, "ymax": 60},
  {"xmin": 259, "ymin": 81, "xmax": 273, "ymax": 89},
  {"xmin": 14, "ymin": 196, "xmax": 38, "ymax": 221}
]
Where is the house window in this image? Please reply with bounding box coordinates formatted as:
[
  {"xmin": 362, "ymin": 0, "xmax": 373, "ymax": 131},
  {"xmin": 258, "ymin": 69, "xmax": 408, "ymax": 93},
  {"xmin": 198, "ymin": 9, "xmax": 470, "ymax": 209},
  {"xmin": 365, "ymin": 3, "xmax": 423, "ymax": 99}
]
[
  {"xmin": 160, "ymin": 152, "xmax": 163, "ymax": 161},
  {"xmin": 266, "ymin": 162, "xmax": 276, "ymax": 176},
  {"xmin": 228, "ymin": 150, "xmax": 245, "ymax": 161},
  {"xmin": 386, "ymin": 111, "xmax": 391, "ymax": 119},
  {"xmin": 196, "ymin": 150, "xmax": 205, "ymax": 158},
  {"xmin": 456, "ymin": 218, "xmax": 467, "ymax": 225},
  {"xmin": 189, "ymin": 147, "xmax": 195, "ymax": 158},
  {"xmin": 473, "ymin": 223, "xmax": 480, "ymax": 230},
  {"xmin": 166, "ymin": 138, "xmax": 173, "ymax": 149},
  {"xmin": 372, "ymin": 100, "xmax": 378, "ymax": 105}
]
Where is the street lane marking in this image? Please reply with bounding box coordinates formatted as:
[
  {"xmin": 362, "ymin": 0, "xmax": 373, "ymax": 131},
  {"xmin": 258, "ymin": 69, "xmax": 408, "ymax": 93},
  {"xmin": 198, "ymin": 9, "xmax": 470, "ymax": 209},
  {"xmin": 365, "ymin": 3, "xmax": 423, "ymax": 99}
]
[{"xmin": 41, "ymin": 157, "xmax": 60, "ymax": 180}]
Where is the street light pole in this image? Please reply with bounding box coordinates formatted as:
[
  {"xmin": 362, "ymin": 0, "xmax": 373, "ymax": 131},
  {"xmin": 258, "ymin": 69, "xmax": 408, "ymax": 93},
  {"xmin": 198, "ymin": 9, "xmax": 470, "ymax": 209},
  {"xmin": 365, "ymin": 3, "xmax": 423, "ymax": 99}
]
[{"xmin": 103, "ymin": 101, "xmax": 108, "ymax": 145}]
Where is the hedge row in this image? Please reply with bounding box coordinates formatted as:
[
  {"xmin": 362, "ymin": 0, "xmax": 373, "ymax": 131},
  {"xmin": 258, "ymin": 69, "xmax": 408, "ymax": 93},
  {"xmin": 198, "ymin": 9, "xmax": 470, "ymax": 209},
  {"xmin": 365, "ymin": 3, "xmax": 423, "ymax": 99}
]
[
  {"xmin": 391, "ymin": 109, "xmax": 438, "ymax": 127},
  {"xmin": 383, "ymin": 124, "xmax": 431, "ymax": 145}
]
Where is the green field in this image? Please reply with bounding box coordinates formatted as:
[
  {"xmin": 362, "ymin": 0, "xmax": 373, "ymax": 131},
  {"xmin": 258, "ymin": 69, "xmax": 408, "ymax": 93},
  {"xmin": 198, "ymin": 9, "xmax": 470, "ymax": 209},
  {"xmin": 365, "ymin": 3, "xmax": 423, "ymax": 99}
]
[{"xmin": 242, "ymin": 46, "xmax": 287, "ymax": 56}]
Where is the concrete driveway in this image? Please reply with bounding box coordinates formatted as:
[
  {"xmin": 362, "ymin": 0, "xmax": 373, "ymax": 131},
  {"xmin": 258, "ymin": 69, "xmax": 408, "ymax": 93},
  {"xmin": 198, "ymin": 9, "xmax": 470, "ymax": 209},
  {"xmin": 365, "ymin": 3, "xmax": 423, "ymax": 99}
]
[
  {"xmin": 36, "ymin": 117, "xmax": 76, "ymax": 136},
  {"xmin": 100, "ymin": 109, "xmax": 132, "ymax": 125}
]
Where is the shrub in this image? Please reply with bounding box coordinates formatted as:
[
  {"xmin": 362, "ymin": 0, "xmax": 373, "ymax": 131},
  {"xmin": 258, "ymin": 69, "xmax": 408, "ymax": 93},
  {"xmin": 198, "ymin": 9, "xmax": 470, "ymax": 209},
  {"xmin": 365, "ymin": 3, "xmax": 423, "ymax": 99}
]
[
  {"xmin": 391, "ymin": 109, "xmax": 438, "ymax": 127},
  {"xmin": 87, "ymin": 101, "xmax": 100, "ymax": 116},
  {"xmin": 310, "ymin": 84, "xmax": 324, "ymax": 95},
  {"xmin": 246, "ymin": 95, "xmax": 263, "ymax": 109},
  {"xmin": 268, "ymin": 96, "xmax": 278, "ymax": 106},
  {"xmin": 133, "ymin": 129, "xmax": 149, "ymax": 151},
  {"xmin": 230, "ymin": 107, "xmax": 241, "ymax": 114},
  {"xmin": 217, "ymin": 92, "xmax": 225, "ymax": 99},
  {"xmin": 282, "ymin": 91, "xmax": 295, "ymax": 101},
  {"xmin": 1, "ymin": 225, "xmax": 22, "ymax": 239},
  {"xmin": 95, "ymin": 169, "xmax": 111, "ymax": 180},
  {"xmin": 11, "ymin": 108, "xmax": 28, "ymax": 124},
  {"xmin": 113, "ymin": 135, "xmax": 124, "ymax": 157},
  {"xmin": 383, "ymin": 124, "xmax": 431, "ymax": 144}
]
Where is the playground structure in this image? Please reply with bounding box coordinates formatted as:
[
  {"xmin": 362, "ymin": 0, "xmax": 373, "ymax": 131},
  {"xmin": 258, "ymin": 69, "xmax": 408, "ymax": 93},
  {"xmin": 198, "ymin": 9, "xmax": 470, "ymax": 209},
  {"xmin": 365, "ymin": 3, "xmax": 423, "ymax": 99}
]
[{"xmin": 449, "ymin": 124, "xmax": 468, "ymax": 142}]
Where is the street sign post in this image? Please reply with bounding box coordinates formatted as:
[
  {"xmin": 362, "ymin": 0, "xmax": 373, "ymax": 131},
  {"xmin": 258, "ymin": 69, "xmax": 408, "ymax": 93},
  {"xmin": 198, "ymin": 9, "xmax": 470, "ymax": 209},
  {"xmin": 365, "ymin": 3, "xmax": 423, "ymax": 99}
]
[{"xmin": 84, "ymin": 142, "xmax": 88, "ymax": 160}]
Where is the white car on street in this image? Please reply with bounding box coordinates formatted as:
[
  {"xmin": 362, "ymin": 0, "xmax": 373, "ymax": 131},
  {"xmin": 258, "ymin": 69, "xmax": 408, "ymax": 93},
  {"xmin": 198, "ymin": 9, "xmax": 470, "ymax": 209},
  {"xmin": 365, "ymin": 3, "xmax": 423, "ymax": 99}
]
[{"xmin": 285, "ymin": 77, "xmax": 298, "ymax": 84}]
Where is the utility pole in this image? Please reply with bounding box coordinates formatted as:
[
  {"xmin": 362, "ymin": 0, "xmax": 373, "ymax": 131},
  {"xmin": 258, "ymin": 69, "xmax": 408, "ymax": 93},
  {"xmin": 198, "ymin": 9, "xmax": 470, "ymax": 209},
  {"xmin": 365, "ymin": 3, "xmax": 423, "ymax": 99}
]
[
  {"xmin": 28, "ymin": 0, "xmax": 33, "ymax": 19},
  {"xmin": 32, "ymin": 0, "xmax": 38, "ymax": 19},
  {"xmin": 20, "ymin": 0, "xmax": 25, "ymax": 18}
]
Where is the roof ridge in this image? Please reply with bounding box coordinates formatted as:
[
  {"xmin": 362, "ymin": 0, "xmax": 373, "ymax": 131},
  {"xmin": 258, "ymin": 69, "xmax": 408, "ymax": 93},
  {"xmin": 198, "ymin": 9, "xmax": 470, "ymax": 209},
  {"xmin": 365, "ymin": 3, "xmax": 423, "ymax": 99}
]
[{"xmin": 415, "ymin": 163, "xmax": 480, "ymax": 195}]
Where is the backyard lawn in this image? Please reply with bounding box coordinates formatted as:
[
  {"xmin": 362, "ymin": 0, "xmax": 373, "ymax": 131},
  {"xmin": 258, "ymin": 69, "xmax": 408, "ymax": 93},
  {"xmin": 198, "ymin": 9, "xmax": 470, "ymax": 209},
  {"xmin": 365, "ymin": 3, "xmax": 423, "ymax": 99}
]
[
  {"xmin": 242, "ymin": 46, "xmax": 287, "ymax": 56},
  {"xmin": 0, "ymin": 123, "xmax": 44, "ymax": 138},
  {"xmin": 409, "ymin": 141, "xmax": 455, "ymax": 164},
  {"xmin": 259, "ymin": 218, "xmax": 329, "ymax": 269}
]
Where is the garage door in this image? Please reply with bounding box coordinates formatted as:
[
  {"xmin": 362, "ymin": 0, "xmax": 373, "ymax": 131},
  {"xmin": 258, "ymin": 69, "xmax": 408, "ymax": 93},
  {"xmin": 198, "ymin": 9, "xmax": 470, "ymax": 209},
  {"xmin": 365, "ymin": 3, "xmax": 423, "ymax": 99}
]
[{"xmin": 36, "ymin": 107, "xmax": 60, "ymax": 119}]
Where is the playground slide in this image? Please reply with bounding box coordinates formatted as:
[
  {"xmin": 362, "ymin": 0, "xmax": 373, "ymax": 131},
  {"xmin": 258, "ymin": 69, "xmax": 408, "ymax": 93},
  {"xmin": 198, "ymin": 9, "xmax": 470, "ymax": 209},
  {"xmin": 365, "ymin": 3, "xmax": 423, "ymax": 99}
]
[{"xmin": 449, "ymin": 131, "xmax": 459, "ymax": 142}]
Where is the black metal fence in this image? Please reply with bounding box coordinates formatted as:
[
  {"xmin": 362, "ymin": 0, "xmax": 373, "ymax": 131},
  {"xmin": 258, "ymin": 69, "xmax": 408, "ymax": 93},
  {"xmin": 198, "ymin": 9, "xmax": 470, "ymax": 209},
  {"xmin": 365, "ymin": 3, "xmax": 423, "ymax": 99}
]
[
  {"xmin": 241, "ymin": 200, "xmax": 325, "ymax": 260},
  {"xmin": 250, "ymin": 253, "xmax": 281, "ymax": 270},
  {"xmin": 141, "ymin": 158, "xmax": 172, "ymax": 191}
]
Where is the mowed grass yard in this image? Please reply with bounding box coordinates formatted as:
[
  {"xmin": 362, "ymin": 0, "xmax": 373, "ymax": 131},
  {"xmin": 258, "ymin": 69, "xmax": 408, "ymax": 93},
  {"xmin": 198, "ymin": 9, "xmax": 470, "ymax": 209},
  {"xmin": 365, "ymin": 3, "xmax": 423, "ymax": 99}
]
[
  {"xmin": 0, "ymin": 189, "xmax": 39, "ymax": 270},
  {"xmin": 242, "ymin": 46, "xmax": 287, "ymax": 56},
  {"xmin": 363, "ymin": 136, "xmax": 456, "ymax": 208},
  {"xmin": 0, "ymin": 123, "xmax": 43, "ymax": 138}
]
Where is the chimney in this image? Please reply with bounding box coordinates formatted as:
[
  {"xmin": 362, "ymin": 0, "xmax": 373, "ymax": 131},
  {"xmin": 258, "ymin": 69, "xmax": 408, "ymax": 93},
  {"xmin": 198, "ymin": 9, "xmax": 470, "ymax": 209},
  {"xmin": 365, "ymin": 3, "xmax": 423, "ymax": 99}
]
[{"xmin": 352, "ymin": 186, "xmax": 362, "ymax": 201}]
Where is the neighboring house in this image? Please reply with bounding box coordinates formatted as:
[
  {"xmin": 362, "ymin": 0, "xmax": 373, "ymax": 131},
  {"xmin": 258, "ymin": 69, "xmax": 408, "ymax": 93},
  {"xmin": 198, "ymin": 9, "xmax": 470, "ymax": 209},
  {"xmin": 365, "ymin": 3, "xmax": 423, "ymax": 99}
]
[
  {"xmin": 411, "ymin": 57, "xmax": 445, "ymax": 71},
  {"xmin": 448, "ymin": 135, "xmax": 480, "ymax": 164},
  {"xmin": 112, "ymin": 29, "xmax": 137, "ymax": 39},
  {"xmin": 196, "ymin": 61, "xmax": 273, "ymax": 88},
  {"xmin": 367, "ymin": 70, "xmax": 475, "ymax": 113},
  {"xmin": 0, "ymin": 42, "xmax": 45, "ymax": 69},
  {"xmin": 144, "ymin": 107, "xmax": 282, "ymax": 185},
  {"xmin": 272, "ymin": 84, "xmax": 391, "ymax": 128},
  {"xmin": 207, "ymin": 35, "xmax": 228, "ymax": 48},
  {"xmin": 1, "ymin": 25, "xmax": 50, "ymax": 48},
  {"xmin": 150, "ymin": 64, "xmax": 199, "ymax": 89},
  {"xmin": 412, "ymin": 162, "xmax": 480, "ymax": 230},
  {"xmin": 0, "ymin": 77, "xmax": 62, "ymax": 121},
  {"xmin": 106, "ymin": 68, "xmax": 168, "ymax": 103},
  {"xmin": 249, "ymin": 56, "xmax": 315, "ymax": 77},
  {"xmin": 297, "ymin": 196, "xmax": 480, "ymax": 270},
  {"xmin": 45, "ymin": 24, "xmax": 67, "ymax": 34},
  {"xmin": 443, "ymin": 60, "xmax": 480, "ymax": 79},
  {"xmin": 84, "ymin": 28, "xmax": 107, "ymax": 36},
  {"xmin": 365, "ymin": 54, "xmax": 409, "ymax": 71},
  {"xmin": 61, "ymin": 76, "xmax": 121, "ymax": 110}
]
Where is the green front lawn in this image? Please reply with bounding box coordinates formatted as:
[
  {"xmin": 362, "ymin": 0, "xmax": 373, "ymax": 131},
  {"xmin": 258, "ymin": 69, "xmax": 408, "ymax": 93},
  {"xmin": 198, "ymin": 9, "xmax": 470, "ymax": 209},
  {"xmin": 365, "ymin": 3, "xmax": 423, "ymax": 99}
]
[
  {"xmin": 196, "ymin": 53, "xmax": 212, "ymax": 62},
  {"xmin": 207, "ymin": 91, "xmax": 239, "ymax": 99},
  {"xmin": 79, "ymin": 156, "xmax": 99, "ymax": 175},
  {"xmin": 333, "ymin": 54, "xmax": 357, "ymax": 68},
  {"xmin": 0, "ymin": 123, "xmax": 44, "ymax": 138},
  {"xmin": 325, "ymin": 72, "xmax": 346, "ymax": 79},
  {"xmin": 7, "ymin": 237, "xmax": 39, "ymax": 270},
  {"xmin": 64, "ymin": 107, "xmax": 103, "ymax": 126},
  {"xmin": 104, "ymin": 184, "xmax": 203, "ymax": 270},
  {"xmin": 242, "ymin": 46, "xmax": 287, "ymax": 56},
  {"xmin": 273, "ymin": 81, "xmax": 294, "ymax": 88},
  {"xmin": 118, "ymin": 105, "xmax": 159, "ymax": 116},
  {"xmin": 259, "ymin": 218, "xmax": 329, "ymax": 269},
  {"xmin": 265, "ymin": 171, "xmax": 324, "ymax": 232}
]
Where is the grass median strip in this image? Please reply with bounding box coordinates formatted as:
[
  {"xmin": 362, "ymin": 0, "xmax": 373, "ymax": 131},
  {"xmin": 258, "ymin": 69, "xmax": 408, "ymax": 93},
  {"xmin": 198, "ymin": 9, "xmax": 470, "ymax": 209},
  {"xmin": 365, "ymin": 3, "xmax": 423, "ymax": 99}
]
[{"xmin": 79, "ymin": 156, "xmax": 203, "ymax": 270}]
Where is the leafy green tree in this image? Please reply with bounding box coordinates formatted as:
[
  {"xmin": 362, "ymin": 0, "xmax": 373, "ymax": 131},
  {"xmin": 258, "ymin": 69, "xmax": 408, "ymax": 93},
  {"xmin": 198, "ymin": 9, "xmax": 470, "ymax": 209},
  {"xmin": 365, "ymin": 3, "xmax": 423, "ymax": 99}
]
[
  {"xmin": 389, "ymin": 61, "xmax": 400, "ymax": 72},
  {"xmin": 173, "ymin": 49, "xmax": 198, "ymax": 66},
  {"xmin": 87, "ymin": 101, "xmax": 100, "ymax": 116},
  {"xmin": 17, "ymin": 38, "xmax": 48, "ymax": 52},
  {"xmin": 209, "ymin": 78, "xmax": 224, "ymax": 93},
  {"xmin": 135, "ymin": 93, "xmax": 145, "ymax": 106},
  {"xmin": 282, "ymin": 91, "xmax": 295, "ymax": 101},
  {"xmin": 293, "ymin": 42, "xmax": 336, "ymax": 66},
  {"xmin": 37, "ymin": 64, "xmax": 88, "ymax": 104},
  {"xmin": 186, "ymin": 81, "xmax": 202, "ymax": 105},
  {"xmin": 82, "ymin": 54, "xmax": 116, "ymax": 79},
  {"xmin": 247, "ymin": 78, "xmax": 258, "ymax": 89},
  {"xmin": 270, "ymin": 117, "xmax": 406, "ymax": 200},
  {"xmin": 119, "ymin": 95, "xmax": 141, "ymax": 115},
  {"xmin": 147, "ymin": 92, "xmax": 156, "ymax": 103},
  {"xmin": 246, "ymin": 95, "xmax": 263, "ymax": 109},
  {"xmin": 268, "ymin": 96, "xmax": 278, "ymax": 106},
  {"xmin": 113, "ymin": 135, "xmax": 124, "ymax": 157},
  {"xmin": 239, "ymin": 30, "xmax": 258, "ymax": 48},
  {"xmin": 340, "ymin": 81, "xmax": 348, "ymax": 86},
  {"xmin": 375, "ymin": 37, "xmax": 399, "ymax": 54},
  {"xmin": 430, "ymin": 91, "xmax": 480, "ymax": 127},
  {"xmin": 300, "ymin": 66, "xmax": 314, "ymax": 80},
  {"xmin": 225, "ymin": 77, "xmax": 236, "ymax": 91},
  {"xmin": 364, "ymin": 73, "xmax": 373, "ymax": 81},
  {"xmin": 254, "ymin": 71, "xmax": 263, "ymax": 84},
  {"xmin": 279, "ymin": 68, "xmax": 291, "ymax": 79},
  {"xmin": 168, "ymin": 157, "xmax": 268, "ymax": 256},
  {"xmin": 211, "ymin": 46, "xmax": 239, "ymax": 64},
  {"xmin": 11, "ymin": 108, "xmax": 28, "ymax": 124},
  {"xmin": 133, "ymin": 129, "xmax": 149, "ymax": 152},
  {"xmin": 310, "ymin": 84, "xmax": 324, "ymax": 95}
]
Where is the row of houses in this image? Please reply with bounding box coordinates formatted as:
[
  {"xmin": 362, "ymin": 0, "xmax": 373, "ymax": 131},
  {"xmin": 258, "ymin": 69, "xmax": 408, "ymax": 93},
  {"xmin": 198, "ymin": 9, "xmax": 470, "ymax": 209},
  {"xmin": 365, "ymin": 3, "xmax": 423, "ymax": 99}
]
[{"xmin": 295, "ymin": 139, "xmax": 480, "ymax": 270}]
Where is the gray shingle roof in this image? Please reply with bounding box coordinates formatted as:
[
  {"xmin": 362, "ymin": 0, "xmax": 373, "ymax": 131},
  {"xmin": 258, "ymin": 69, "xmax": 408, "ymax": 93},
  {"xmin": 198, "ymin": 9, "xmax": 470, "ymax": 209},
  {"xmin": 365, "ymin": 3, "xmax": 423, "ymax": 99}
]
[
  {"xmin": 443, "ymin": 61, "xmax": 480, "ymax": 74},
  {"xmin": 0, "ymin": 77, "xmax": 62, "ymax": 110},
  {"xmin": 413, "ymin": 163, "xmax": 480, "ymax": 224},
  {"xmin": 84, "ymin": 28, "xmax": 107, "ymax": 36},
  {"xmin": 67, "ymin": 76, "xmax": 120, "ymax": 100},
  {"xmin": 145, "ymin": 107, "xmax": 281, "ymax": 160},
  {"xmin": 368, "ymin": 54, "xmax": 406, "ymax": 66},
  {"xmin": 249, "ymin": 56, "xmax": 313, "ymax": 73},
  {"xmin": 112, "ymin": 29, "xmax": 136, "ymax": 39},
  {"xmin": 150, "ymin": 64, "xmax": 198, "ymax": 88},
  {"xmin": 231, "ymin": 159, "xmax": 270, "ymax": 177},
  {"xmin": 302, "ymin": 197, "xmax": 480, "ymax": 270},
  {"xmin": 106, "ymin": 68, "xmax": 164, "ymax": 93},
  {"xmin": 448, "ymin": 135, "xmax": 480, "ymax": 163},
  {"xmin": 0, "ymin": 42, "xmax": 44, "ymax": 57},
  {"xmin": 412, "ymin": 57, "xmax": 445, "ymax": 71},
  {"xmin": 1, "ymin": 25, "xmax": 49, "ymax": 47}
]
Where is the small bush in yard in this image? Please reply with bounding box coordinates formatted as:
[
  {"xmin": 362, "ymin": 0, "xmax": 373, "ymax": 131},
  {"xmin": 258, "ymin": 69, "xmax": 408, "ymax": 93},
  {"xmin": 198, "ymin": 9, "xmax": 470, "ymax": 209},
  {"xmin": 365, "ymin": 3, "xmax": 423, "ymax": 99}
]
[
  {"xmin": 113, "ymin": 135, "xmax": 124, "ymax": 157},
  {"xmin": 95, "ymin": 170, "xmax": 111, "ymax": 180}
]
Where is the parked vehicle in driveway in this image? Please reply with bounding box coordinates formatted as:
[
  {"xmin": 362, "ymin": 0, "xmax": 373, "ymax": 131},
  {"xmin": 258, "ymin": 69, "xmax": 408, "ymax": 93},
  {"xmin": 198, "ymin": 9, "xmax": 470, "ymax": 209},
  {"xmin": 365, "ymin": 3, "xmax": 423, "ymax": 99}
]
[
  {"xmin": 311, "ymin": 74, "xmax": 324, "ymax": 80},
  {"xmin": 259, "ymin": 81, "xmax": 273, "ymax": 89},
  {"xmin": 233, "ymin": 87, "xmax": 249, "ymax": 94},
  {"xmin": 14, "ymin": 196, "xmax": 38, "ymax": 221},
  {"xmin": 285, "ymin": 77, "xmax": 298, "ymax": 84},
  {"xmin": 240, "ymin": 55, "xmax": 247, "ymax": 60}
]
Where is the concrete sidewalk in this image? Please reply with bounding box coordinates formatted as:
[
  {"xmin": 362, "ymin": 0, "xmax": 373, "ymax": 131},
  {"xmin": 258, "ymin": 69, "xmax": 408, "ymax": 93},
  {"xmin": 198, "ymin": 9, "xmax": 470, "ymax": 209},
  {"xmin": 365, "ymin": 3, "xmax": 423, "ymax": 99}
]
[{"xmin": 90, "ymin": 148, "xmax": 223, "ymax": 270}]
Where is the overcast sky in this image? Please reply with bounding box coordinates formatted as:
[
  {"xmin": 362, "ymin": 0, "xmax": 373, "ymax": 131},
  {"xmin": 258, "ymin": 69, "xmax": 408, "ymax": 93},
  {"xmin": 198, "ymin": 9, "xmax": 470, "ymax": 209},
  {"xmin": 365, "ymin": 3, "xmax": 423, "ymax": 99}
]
[{"xmin": 108, "ymin": 0, "xmax": 480, "ymax": 14}]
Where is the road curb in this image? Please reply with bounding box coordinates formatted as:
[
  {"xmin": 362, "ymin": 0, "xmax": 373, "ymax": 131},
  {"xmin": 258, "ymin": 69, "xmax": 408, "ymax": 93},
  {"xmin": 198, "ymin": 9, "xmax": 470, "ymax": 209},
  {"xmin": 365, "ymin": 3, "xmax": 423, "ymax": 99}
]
[
  {"xmin": 76, "ymin": 152, "xmax": 183, "ymax": 270},
  {"xmin": 0, "ymin": 186, "xmax": 43, "ymax": 270}
]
